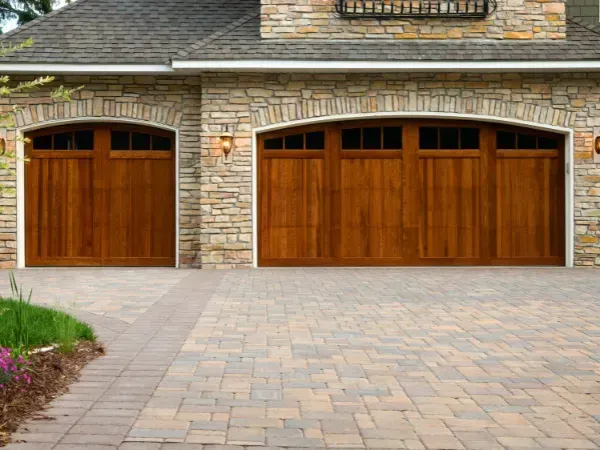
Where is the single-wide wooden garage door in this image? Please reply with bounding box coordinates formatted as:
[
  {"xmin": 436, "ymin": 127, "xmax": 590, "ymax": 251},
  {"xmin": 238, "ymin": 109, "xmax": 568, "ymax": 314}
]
[
  {"xmin": 26, "ymin": 124, "xmax": 176, "ymax": 267},
  {"xmin": 258, "ymin": 120, "xmax": 565, "ymax": 266}
]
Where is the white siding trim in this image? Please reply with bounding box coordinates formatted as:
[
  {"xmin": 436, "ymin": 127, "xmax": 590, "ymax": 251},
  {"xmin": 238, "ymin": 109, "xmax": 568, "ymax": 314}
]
[
  {"xmin": 251, "ymin": 111, "xmax": 574, "ymax": 268},
  {"xmin": 16, "ymin": 117, "xmax": 180, "ymax": 268}
]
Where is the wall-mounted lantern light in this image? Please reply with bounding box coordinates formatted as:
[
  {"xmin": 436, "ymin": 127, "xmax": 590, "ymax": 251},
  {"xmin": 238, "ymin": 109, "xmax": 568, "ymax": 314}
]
[
  {"xmin": 0, "ymin": 138, "xmax": 6, "ymax": 156},
  {"xmin": 220, "ymin": 127, "xmax": 234, "ymax": 159},
  {"xmin": 595, "ymin": 136, "xmax": 600, "ymax": 155}
]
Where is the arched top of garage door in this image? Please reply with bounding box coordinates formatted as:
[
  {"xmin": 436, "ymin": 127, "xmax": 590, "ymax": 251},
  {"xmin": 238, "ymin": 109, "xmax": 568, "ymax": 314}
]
[{"xmin": 250, "ymin": 95, "xmax": 575, "ymax": 131}]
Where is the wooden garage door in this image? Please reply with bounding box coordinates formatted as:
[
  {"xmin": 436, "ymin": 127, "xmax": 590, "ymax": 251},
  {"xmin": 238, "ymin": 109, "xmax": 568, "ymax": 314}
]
[
  {"xmin": 258, "ymin": 120, "xmax": 565, "ymax": 266},
  {"xmin": 26, "ymin": 124, "xmax": 176, "ymax": 267}
]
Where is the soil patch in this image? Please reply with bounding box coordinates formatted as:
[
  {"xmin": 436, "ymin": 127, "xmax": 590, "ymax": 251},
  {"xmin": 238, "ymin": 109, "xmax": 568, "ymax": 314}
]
[{"xmin": 0, "ymin": 341, "xmax": 104, "ymax": 447}]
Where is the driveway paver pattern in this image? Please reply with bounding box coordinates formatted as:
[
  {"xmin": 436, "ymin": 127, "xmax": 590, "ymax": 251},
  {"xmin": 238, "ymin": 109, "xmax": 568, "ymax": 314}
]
[
  {"xmin": 4, "ymin": 268, "xmax": 600, "ymax": 450},
  {"xmin": 0, "ymin": 268, "xmax": 190, "ymax": 323}
]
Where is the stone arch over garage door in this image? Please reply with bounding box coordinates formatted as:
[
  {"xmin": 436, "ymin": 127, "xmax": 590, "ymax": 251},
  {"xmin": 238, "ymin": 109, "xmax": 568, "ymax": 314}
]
[
  {"xmin": 13, "ymin": 99, "xmax": 182, "ymax": 129},
  {"xmin": 250, "ymin": 93, "xmax": 574, "ymax": 269},
  {"xmin": 250, "ymin": 94, "xmax": 575, "ymax": 130}
]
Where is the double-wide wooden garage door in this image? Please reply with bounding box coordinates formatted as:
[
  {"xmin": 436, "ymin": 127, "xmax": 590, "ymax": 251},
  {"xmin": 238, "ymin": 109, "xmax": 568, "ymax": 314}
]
[
  {"xmin": 259, "ymin": 120, "xmax": 565, "ymax": 266},
  {"xmin": 26, "ymin": 124, "xmax": 175, "ymax": 267}
]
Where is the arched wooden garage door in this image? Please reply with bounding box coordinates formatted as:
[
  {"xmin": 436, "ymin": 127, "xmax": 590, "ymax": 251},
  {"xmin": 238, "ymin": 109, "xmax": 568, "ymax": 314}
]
[
  {"xmin": 25, "ymin": 123, "xmax": 176, "ymax": 267},
  {"xmin": 258, "ymin": 120, "xmax": 565, "ymax": 266}
]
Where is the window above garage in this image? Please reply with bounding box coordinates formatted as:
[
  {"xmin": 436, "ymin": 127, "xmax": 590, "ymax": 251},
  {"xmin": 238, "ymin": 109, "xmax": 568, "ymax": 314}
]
[{"xmin": 335, "ymin": 0, "xmax": 497, "ymax": 19}]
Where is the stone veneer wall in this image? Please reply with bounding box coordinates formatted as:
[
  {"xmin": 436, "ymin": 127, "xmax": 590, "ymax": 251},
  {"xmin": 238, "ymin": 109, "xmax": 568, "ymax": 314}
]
[
  {"xmin": 4, "ymin": 73, "xmax": 600, "ymax": 268},
  {"xmin": 202, "ymin": 72, "xmax": 600, "ymax": 267},
  {"xmin": 260, "ymin": 0, "xmax": 567, "ymax": 39},
  {"xmin": 0, "ymin": 75, "xmax": 205, "ymax": 268}
]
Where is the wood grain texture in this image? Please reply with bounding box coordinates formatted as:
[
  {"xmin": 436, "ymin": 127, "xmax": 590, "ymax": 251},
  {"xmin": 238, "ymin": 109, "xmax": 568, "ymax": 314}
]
[
  {"xmin": 26, "ymin": 153, "xmax": 99, "ymax": 265},
  {"xmin": 26, "ymin": 124, "xmax": 175, "ymax": 267},
  {"xmin": 258, "ymin": 120, "xmax": 566, "ymax": 267},
  {"xmin": 103, "ymin": 158, "xmax": 175, "ymax": 260},
  {"xmin": 495, "ymin": 154, "xmax": 563, "ymax": 261},
  {"xmin": 418, "ymin": 156, "xmax": 481, "ymax": 259},
  {"xmin": 340, "ymin": 159, "xmax": 404, "ymax": 258},
  {"xmin": 259, "ymin": 157, "xmax": 325, "ymax": 259}
]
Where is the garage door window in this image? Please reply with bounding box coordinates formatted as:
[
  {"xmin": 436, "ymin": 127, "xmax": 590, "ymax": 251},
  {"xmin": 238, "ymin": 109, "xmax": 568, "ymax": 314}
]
[
  {"xmin": 341, "ymin": 126, "xmax": 403, "ymax": 150},
  {"xmin": 497, "ymin": 130, "xmax": 558, "ymax": 150},
  {"xmin": 33, "ymin": 129, "xmax": 94, "ymax": 151},
  {"xmin": 306, "ymin": 132, "xmax": 325, "ymax": 150},
  {"xmin": 110, "ymin": 130, "xmax": 173, "ymax": 151},
  {"xmin": 419, "ymin": 127, "xmax": 480, "ymax": 149},
  {"xmin": 264, "ymin": 131, "xmax": 325, "ymax": 150}
]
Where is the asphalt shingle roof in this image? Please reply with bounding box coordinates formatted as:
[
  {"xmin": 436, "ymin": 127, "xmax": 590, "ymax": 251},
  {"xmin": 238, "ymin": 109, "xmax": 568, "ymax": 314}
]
[
  {"xmin": 1, "ymin": 0, "xmax": 600, "ymax": 64},
  {"xmin": 0, "ymin": 0, "xmax": 257, "ymax": 64},
  {"xmin": 176, "ymin": 15, "xmax": 600, "ymax": 62}
]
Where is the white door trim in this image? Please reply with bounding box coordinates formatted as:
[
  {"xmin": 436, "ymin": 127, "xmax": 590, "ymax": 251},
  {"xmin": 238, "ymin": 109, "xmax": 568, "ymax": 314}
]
[
  {"xmin": 251, "ymin": 111, "xmax": 575, "ymax": 268},
  {"xmin": 16, "ymin": 117, "xmax": 180, "ymax": 268}
]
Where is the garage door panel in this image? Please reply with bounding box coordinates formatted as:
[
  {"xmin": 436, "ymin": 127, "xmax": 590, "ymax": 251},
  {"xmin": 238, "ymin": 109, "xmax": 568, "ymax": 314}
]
[
  {"xmin": 105, "ymin": 159, "xmax": 130, "ymax": 259},
  {"xmin": 260, "ymin": 158, "xmax": 325, "ymax": 260},
  {"xmin": 496, "ymin": 155, "xmax": 563, "ymax": 260},
  {"xmin": 105, "ymin": 158, "xmax": 175, "ymax": 260},
  {"xmin": 340, "ymin": 159, "xmax": 404, "ymax": 258},
  {"xmin": 418, "ymin": 157, "xmax": 482, "ymax": 259},
  {"xmin": 27, "ymin": 157, "xmax": 97, "ymax": 263}
]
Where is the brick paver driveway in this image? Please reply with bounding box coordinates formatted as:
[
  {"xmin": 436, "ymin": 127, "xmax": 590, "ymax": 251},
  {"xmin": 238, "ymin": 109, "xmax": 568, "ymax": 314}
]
[{"xmin": 5, "ymin": 268, "xmax": 600, "ymax": 450}]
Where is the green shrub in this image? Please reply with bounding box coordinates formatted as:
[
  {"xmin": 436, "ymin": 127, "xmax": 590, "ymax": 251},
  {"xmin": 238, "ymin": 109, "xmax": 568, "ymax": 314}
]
[{"xmin": 0, "ymin": 298, "xmax": 95, "ymax": 352}]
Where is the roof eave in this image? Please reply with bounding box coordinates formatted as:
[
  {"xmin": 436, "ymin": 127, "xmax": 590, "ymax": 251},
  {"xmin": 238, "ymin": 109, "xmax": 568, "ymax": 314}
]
[
  {"xmin": 0, "ymin": 64, "xmax": 175, "ymax": 74},
  {"xmin": 171, "ymin": 59, "xmax": 600, "ymax": 72},
  {"xmin": 1, "ymin": 59, "xmax": 600, "ymax": 74}
]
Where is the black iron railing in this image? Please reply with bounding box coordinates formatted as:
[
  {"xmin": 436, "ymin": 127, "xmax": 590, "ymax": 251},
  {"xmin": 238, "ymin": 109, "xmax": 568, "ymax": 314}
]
[{"xmin": 335, "ymin": 0, "xmax": 496, "ymax": 18}]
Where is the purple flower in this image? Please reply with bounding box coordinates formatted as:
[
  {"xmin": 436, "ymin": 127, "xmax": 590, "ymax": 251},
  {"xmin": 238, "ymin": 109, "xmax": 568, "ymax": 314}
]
[{"xmin": 0, "ymin": 346, "xmax": 31, "ymax": 390}]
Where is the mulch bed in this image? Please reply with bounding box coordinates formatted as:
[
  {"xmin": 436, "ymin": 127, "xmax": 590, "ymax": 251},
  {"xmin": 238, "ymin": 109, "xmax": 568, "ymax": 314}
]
[{"xmin": 0, "ymin": 341, "xmax": 104, "ymax": 447}]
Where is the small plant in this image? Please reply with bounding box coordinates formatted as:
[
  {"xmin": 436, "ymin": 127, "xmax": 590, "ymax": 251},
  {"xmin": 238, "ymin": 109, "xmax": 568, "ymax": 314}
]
[
  {"xmin": 54, "ymin": 310, "xmax": 78, "ymax": 354},
  {"xmin": 8, "ymin": 271, "xmax": 32, "ymax": 354},
  {"xmin": 0, "ymin": 347, "xmax": 31, "ymax": 390},
  {"xmin": 0, "ymin": 272, "xmax": 96, "ymax": 358}
]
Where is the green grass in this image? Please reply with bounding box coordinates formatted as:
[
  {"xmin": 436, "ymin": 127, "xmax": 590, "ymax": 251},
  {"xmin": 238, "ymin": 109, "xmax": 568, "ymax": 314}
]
[{"xmin": 0, "ymin": 298, "xmax": 95, "ymax": 350}]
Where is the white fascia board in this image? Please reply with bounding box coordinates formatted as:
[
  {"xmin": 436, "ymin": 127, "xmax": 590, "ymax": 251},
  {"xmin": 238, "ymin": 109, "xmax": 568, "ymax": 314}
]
[
  {"xmin": 0, "ymin": 64, "xmax": 174, "ymax": 74},
  {"xmin": 4, "ymin": 60, "xmax": 600, "ymax": 74},
  {"xmin": 172, "ymin": 59, "xmax": 600, "ymax": 72}
]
